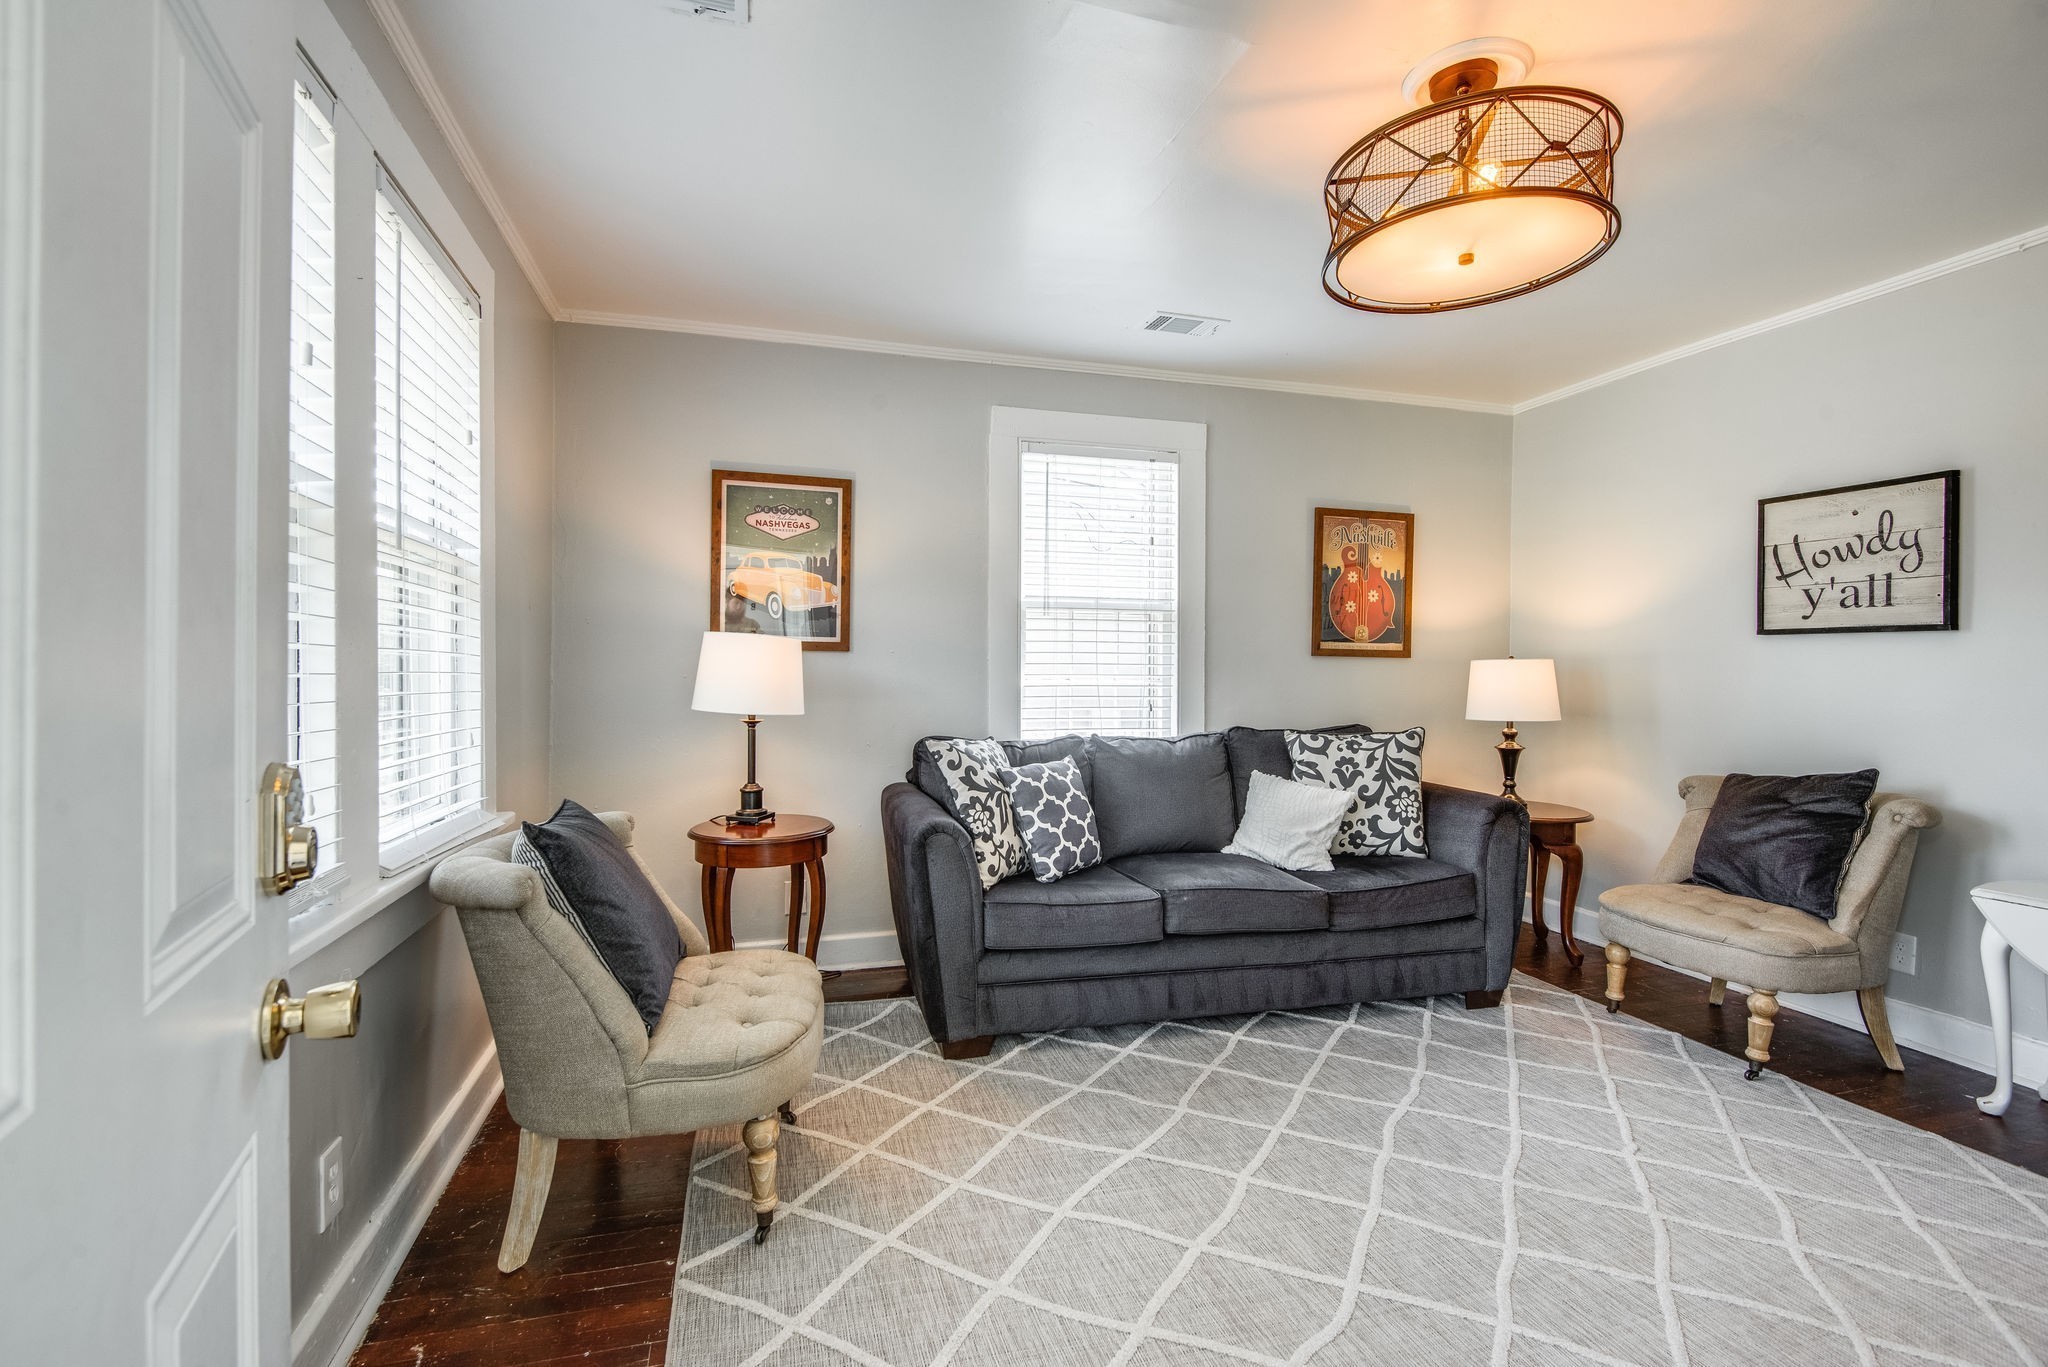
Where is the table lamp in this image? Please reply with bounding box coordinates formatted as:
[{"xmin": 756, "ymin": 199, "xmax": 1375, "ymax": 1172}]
[
  {"xmin": 1465, "ymin": 657, "xmax": 1560, "ymax": 804},
  {"xmin": 691, "ymin": 632, "xmax": 805, "ymax": 826}
]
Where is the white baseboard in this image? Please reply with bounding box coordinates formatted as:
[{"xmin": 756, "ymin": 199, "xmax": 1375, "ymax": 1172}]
[
  {"xmin": 292, "ymin": 1046, "xmax": 503, "ymax": 1367},
  {"xmin": 1532, "ymin": 899, "xmax": 2048, "ymax": 1090},
  {"xmin": 735, "ymin": 928, "xmax": 905, "ymax": 971}
]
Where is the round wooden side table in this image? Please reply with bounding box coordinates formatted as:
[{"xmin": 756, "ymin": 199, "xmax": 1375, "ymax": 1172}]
[
  {"xmin": 1525, "ymin": 802, "xmax": 1594, "ymax": 965},
  {"xmin": 689, "ymin": 815, "xmax": 834, "ymax": 963}
]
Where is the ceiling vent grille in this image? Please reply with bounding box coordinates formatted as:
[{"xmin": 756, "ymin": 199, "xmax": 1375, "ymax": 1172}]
[
  {"xmin": 1141, "ymin": 311, "xmax": 1227, "ymax": 338},
  {"xmin": 663, "ymin": 0, "xmax": 748, "ymax": 21}
]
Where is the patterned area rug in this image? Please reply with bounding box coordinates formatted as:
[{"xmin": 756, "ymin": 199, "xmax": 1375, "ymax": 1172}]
[{"xmin": 669, "ymin": 974, "xmax": 2048, "ymax": 1366}]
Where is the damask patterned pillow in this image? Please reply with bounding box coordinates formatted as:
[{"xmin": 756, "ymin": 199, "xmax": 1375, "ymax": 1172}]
[
  {"xmin": 1287, "ymin": 727, "xmax": 1428, "ymax": 858},
  {"xmin": 917, "ymin": 738, "xmax": 1027, "ymax": 890},
  {"xmin": 999, "ymin": 757, "xmax": 1103, "ymax": 883}
]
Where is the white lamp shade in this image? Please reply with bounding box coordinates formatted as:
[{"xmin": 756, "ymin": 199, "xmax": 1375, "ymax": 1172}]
[
  {"xmin": 1465, "ymin": 658, "xmax": 1560, "ymax": 722},
  {"xmin": 691, "ymin": 632, "xmax": 805, "ymax": 716}
]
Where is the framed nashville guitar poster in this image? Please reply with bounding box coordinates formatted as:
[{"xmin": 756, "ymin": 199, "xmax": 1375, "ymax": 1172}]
[{"xmin": 1312, "ymin": 507, "xmax": 1414, "ymax": 658}]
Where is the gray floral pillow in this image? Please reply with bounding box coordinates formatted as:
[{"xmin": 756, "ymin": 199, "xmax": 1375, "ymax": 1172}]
[
  {"xmin": 918, "ymin": 738, "xmax": 1027, "ymax": 890},
  {"xmin": 1287, "ymin": 727, "xmax": 1428, "ymax": 858},
  {"xmin": 1000, "ymin": 757, "xmax": 1102, "ymax": 883}
]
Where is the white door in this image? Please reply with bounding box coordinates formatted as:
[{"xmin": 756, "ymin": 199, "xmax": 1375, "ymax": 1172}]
[{"xmin": 1, "ymin": 0, "xmax": 314, "ymax": 1362}]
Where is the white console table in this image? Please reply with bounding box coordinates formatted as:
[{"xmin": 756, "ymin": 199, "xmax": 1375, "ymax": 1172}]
[{"xmin": 1975, "ymin": 881, "xmax": 2048, "ymax": 1116}]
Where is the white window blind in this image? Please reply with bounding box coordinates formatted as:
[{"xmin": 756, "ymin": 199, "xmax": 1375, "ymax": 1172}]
[
  {"xmin": 286, "ymin": 78, "xmax": 342, "ymax": 876},
  {"xmin": 1019, "ymin": 443, "xmax": 1179, "ymax": 739},
  {"xmin": 373, "ymin": 165, "xmax": 485, "ymax": 870}
]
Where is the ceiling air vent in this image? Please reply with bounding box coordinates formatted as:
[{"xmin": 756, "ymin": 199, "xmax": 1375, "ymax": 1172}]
[
  {"xmin": 662, "ymin": 0, "xmax": 748, "ymax": 21},
  {"xmin": 1141, "ymin": 311, "xmax": 1227, "ymax": 338}
]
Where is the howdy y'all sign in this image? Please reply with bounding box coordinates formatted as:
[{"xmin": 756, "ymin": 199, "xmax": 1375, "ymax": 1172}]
[{"xmin": 1756, "ymin": 471, "xmax": 1959, "ymax": 634}]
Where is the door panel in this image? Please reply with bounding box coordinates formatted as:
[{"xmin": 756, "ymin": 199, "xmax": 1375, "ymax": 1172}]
[
  {"xmin": 143, "ymin": 0, "xmax": 262, "ymax": 1004},
  {"xmin": 0, "ymin": 0, "xmax": 296, "ymax": 1361}
]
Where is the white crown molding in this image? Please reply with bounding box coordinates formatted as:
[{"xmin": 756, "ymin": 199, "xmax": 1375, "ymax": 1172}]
[
  {"xmin": 365, "ymin": 0, "xmax": 560, "ymax": 317},
  {"xmin": 556, "ymin": 308, "xmax": 1516, "ymax": 414},
  {"xmin": 1512, "ymin": 221, "xmax": 2048, "ymax": 414}
]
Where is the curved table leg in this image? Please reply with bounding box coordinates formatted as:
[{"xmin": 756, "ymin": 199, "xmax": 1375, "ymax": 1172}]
[
  {"xmin": 710, "ymin": 868, "xmax": 737, "ymax": 953},
  {"xmin": 1979, "ymin": 921, "xmax": 2015, "ymax": 1116},
  {"xmin": 1555, "ymin": 842, "xmax": 1585, "ymax": 966},
  {"xmin": 1529, "ymin": 840, "xmax": 1553, "ymax": 947},
  {"xmin": 785, "ymin": 863, "xmax": 805, "ymax": 954},
  {"xmin": 804, "ymin": 857, "xmax": 828, "ymax": 962}
]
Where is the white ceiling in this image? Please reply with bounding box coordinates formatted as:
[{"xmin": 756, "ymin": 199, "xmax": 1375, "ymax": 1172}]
[{"xmin": 388, "ymin": 0, "xmax": 2048, "ymax": 409}]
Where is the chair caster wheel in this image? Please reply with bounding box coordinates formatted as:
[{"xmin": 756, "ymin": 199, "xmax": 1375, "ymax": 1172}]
[
  {"xmin": 754, "ymin": 1215, "xmax": 773, "ymax": 1245},
  {"xmin": 779, "ymin": 1101, "xmax": 797, "ymax": 1127},
  {"xmin": 1605, "ymin": 1000, "xmax": 1621, "ymax": 1014},
  {"xmin": 1743, "ymin": 1064, "xmax": 1764, "ymax": 1081}
]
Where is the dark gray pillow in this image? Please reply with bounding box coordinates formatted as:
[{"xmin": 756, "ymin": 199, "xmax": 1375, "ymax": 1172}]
[
  {"xmin": 519, "ymin": 799, "xmax": 684, "ymax": 1031},
  {"xmin": 1223, "ymin": 725, "xmax": 1372, "ymax": 818},
  {"xmin": 1084, "ymin": 733, "xmax": 1236, "ymax": 859},
  {"xmin": 1000, "ymin": 758, "xmax": 1102, "ymax": 883},
  {"xmin": 1687, "ymin": 771, "xmax": 1879, "ymax": 920}
]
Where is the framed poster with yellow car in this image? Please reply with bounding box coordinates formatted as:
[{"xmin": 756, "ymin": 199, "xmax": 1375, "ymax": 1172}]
[
  {"xmin": 710, "ymin": 469, "xmax": 853, "ymax": 650},
  {"xmin": 1311, "ymin": 507, "xmax": 1413, "ymax": 658}
]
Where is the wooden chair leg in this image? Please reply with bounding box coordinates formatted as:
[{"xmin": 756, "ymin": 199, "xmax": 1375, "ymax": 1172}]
[
  {"xmin": 1858, "ymin": 986, "xmax": 1905, "ymax": 1072},
  {"xmin": 1604, "ymin": 943, "xmax": 1631, "ymax": 1013},
  {"xmin": 1708, "ymin": 977, "xmax": 1727, "ymax": 1007},
  {"xmin": 1744, "ymin": 990, "xmax": 1779, "ymax": 1080},
  {"xmin": 498, "ymin": 1129, "xmax": 558, "ymax": 1273},
  {"xmin": 743, "ymin": 1114, "xmax": 780, "ymax": 1245}
]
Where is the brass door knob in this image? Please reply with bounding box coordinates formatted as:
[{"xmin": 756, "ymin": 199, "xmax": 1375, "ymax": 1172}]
[{"xmin": 257, "ymin": 977, "xmax": 360, "ymax": 1060}]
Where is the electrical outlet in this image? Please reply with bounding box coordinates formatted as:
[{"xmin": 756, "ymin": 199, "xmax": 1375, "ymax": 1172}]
[
  {"xmin": 317, "ymin": 1137, "xmax": 345, "ymax": 1233},
  {"xmin": 1890, "ymin": 934, "xmax": 1918, "ymax": 976}
]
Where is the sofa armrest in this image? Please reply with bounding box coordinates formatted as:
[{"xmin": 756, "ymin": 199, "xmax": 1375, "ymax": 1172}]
[
  {"xmin": 1423, "ymin": 782, "xmax": 1529, "ymax": 991},
  {"xmin": 880, "ymin": 782, "xmax": 985, "ymax": 1043}
]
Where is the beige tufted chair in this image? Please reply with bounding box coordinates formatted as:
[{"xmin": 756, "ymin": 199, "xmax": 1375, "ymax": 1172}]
[
  {"xmin": 429, "ymin": 811, "xmax": 823, "ymax": 1269},
  {"xmin": 1599, "ymin": 776, "xmax": 1939, "ymax": 1080}
]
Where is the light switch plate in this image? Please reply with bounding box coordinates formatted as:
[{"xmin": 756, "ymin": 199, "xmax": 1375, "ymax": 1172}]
[
  {"xmin": 1890, "ymin": 934, "xmax": 1917, "ymax": 976},
  {"xmin": 317, "ymin": 1136, "xmax": 345, "ymax": 1233}
]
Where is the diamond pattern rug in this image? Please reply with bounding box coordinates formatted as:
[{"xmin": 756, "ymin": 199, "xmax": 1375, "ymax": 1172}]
[{"xmin": 668, "ymin": 974, "xmax": 2048, "ymax": 1366}]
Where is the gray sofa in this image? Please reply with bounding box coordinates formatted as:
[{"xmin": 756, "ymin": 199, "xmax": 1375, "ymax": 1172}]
[{"xmin": 880, "ymin": 727, "xmax": 1529, "ymax": 1056}]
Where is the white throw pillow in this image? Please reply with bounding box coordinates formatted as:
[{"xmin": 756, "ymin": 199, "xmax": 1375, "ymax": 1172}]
[
  {"xmin": 1287, "ymin": 727, "xmax": 1429, "ymax": 858},
  {"xmin": 1222, "ymin": 770, "xmax": 1356, "ymax": 872}
]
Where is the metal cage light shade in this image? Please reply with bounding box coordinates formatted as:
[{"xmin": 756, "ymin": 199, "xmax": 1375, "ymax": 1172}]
[{"xmin": 1323, "ymin": 85, "xmax": 1622, "ymax": 313}]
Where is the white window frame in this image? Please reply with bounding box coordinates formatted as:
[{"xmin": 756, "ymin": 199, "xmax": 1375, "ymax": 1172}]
[
  {"xmin": 286, "ymin": 2, "xmax": 506, "ymax": 964},
  {"xmin": 987, "ymin": 407, "xmax": 1206, "ymax": 739}
]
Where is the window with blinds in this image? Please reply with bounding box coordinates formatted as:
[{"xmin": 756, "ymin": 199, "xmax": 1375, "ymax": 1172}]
[
  {"xmin": 1019, "ymin": 443, "xmax": 1180, "ymax": 739},
  {"xmin": 373, "ymin": 168, "xmax": 485, "ymax": 870},
  {"xmin": 286, "ymin": 78, "xmax": 342, "ymax": 878}
]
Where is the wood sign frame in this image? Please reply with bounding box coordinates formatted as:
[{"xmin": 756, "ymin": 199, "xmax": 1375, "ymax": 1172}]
[
  {"xmin": 710, "ymin": 469, "xmax": 854, "ymax": 651},
  {"xmin": 1311, "ymin": 507, "xmax": 1414, "ymax": 658},
  {"xmin": 1756, "ymin": 470, "xmax": 1959, "ymax": 635}
]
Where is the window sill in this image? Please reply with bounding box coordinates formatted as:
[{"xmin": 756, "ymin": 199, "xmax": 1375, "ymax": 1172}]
[{"xmin": 287, "ymin": 811, "xmax": 514, "ymax": 968}]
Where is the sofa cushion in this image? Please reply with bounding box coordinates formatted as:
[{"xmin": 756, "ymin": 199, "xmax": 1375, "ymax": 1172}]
[
  {"xmin": 1223, "ymin": 770, "xmax": 1355, "ymax": 872},
  {"xmin": 1292, "ymin": 856, "xmax": 1476, "ymax": 931},
  {"xmin": 1004, "ymin": 734, "xmax": 1090, "ymax": 773},
  {"xmin": 1223, "ymin": 725, "xmax": 1371, "ymax": 818},
  {"xmin": 983, "ymin": 865, "xmax": 1164, "ymax": 951},
  {"xmin": 1083, "ymin": 733, "xmax": 1236, "ymax": 859},
  {"xmin": 1599, "ymin": 882, "xmax": 1863, "ymax": 995},
  {"xmin": 1112, "ymin": 853, "xmax": 1328, "ymax": 935},
  {"xmin": 908, "ymin": 733, "xmax": 1090, "ymax": 808}
]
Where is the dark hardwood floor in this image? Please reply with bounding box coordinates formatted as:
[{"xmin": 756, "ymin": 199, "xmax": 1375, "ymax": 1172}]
[{"xmin": 350, "ymin": 947, "xmax": 2044, "ymax": 1366}]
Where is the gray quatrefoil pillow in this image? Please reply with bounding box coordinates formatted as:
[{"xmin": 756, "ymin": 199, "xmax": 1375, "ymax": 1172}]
[
  {"xmin": 1000, "ymin": 757, "xmax": 1103, "ymax": 883},
  {"xmin": 1287, "ymin": 726, "xmax": 1429, "ymax": 858}
]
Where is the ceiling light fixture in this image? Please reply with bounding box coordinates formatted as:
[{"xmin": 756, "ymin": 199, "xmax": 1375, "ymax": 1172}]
[{"xmin": 1322, "ymin": 39, "xmax": 1622, "ymax": 314}]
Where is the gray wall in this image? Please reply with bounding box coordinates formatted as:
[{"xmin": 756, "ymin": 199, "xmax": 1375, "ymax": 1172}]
[
  {"xmin": 290, "ymin": 0, "xmax": 556, "ymax": 1327},
  {"xmin": 1509, "ymin": 244, "xmax": 2048, "ymax": 1037},
  {"xmin": 550, "ymin": 324, "xmax": 1515, "ymax": 959}
]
